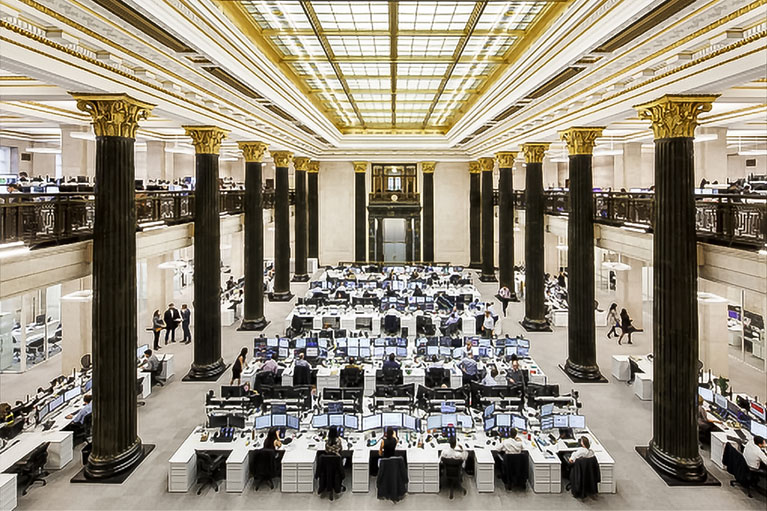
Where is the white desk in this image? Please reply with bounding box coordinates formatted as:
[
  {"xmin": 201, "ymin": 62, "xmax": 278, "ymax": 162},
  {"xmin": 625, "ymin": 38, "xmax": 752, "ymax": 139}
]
[
  {"xmin": 137, "ymin": 371, "xmax": 151, "ymax": 399},
  {"xmin": 406, "ymin": 448, "xmax": 439, "ymax": 493},
  {"xmin": 611, "ymin": 355, "xmax": 630, "ymax": 381},
  {"xmin": 0, "ymin": 473, "xmax": 16, "ymax": 511},
  {"xmin": 710, "ymin": 431, "xmax": 738, "ymax": 470},
  {"xmin": 0, "ymin": 431, "xmax": 73, "ymax": 473},
  {"xmin": 159, "ymin": 353, "xmax": 175, "ymax": 382}
]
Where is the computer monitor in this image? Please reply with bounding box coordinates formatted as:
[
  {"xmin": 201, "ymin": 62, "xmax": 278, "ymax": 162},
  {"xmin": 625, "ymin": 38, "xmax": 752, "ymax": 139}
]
[
  {"xmin": 483, "ymin": 417, "xmax": 495, "ymax": 431},
  {"xmin": 329, "ymin": 414, "xmax": 344, "ymax": 427},
  {"xmin": 442, "ymin": 413, "xmax": 457, "ymax": 428},
  {"xmin": 136, "ymin": 344, "xmax": 149, "ymax": 360},
  {"xmin": 484, "ymin": 403, "xmax": 495, "ymax": 418},
  {"xmin": 553, "ymin": 415, "xmax": 568, "ymax": 428},
  {"xmin": 255, "ymin": 415, "xmax": 272, "ymax": 429},
  {"xmin": 221, "ymin": 385, "xmax": 244, "ymax": 398},
  {"xmin": 36, "ymin": 403, "xmax": 50, "ymax": 423},
  {"xmin": 441, "ymin": 401, "xmax": 456, "ymax": 414},
  {"xmin": 64, "ymin": 387, "xmax": 81, "ymax": 402},
  {"xmin": 396, "ymin": 347, "xmax": 407, "ymax": 358},
  {"xmin": 84, "ymin": 379, "xmax": 93, "ymax": 392},
  {"xmin": 209, "ymin": 414, "xmax": 228, "ymax": 428},
  {"xmin": 382, "ymin": 412, "xmax": 403, "ymax": 428},
  {"xmin": 272, "ymin": 403, "xmax": 287, "ymax": 415},
  {"xmin": 272, "ymin": 414, "xmax": 287, "ymax": 427},
  {"xmin": 512, "ymin": 415, "xmax": 526, "ymax": 431},
  {"xmin": 327, "ymin": 402, "xmax": 343, "ymax": 415},
  {"xmin": 229, "ymin": 415, "xmax": 246, "ymax": 429},
  {"xmin": 698, "ymin": 386, "xmax": 713, "ymax": 403},
  {"xmin": 49, "ymin": 394, "xmax": 64, "ymax": 413},
  {"xmin": 568, "ymin": 415, "xmax": 585, "ymax": 429},
  {"xmin": 287, "ymin": 415, "xmax": 300, "ymax": 430},
  {"xmin": 457, "ymin": 414, "xmax": 472, "ymax": 429},
  {"xmin": 312, "ymin": 414, "xmax": 329, "ymax": 428},
  {"xmin": 750, "ymin": 420, "xmax": 767, "ymax": 439},
  {"xmin": 750, "ymin": 401, "xmax": 766, "ymax": 422},
  {"xmin": 296, "ymin": 339, "xmax": 306, "ymax": 349},
  {"xmin": 267, "ymin": 338, "xmax": 279, "ymax": 348},
  {"xmin": 427, "ymin": 415, "xmax": 441, "ymax": 431},
  {"xmin": 279, "ymin": 347, "xmax": 288, "ymax": 359},
  {"xmin": 362, "ymin": 414, "xmax": 382, "ymax": 431},
  {"xmin": 496, "ymin": 414, "xmax": 511, "ymax": 427},
  {"xmin": 714, "ymin": 393, "xmax": 727, "ymax": 410},
  {"xmin": 426, "ymin": 346, "xmax": 439, "ymax": 357},
  {"xmin": 344, "ymin": 414, "xmax": 358, "ymax": 430},
  {"xmin": 540, "ymin": 416, "xmax": 554, "ymax": 430},
  {"xmin": 403, "ymin": 414, "xmax": 417, "ymax": 431},
  {"xmin": 359, "ymin": 346, "xmax": 371, "ymax": 358},
  {"xmin": 541, "ymin": 403, "xmax": 554, "ymax": 417}
]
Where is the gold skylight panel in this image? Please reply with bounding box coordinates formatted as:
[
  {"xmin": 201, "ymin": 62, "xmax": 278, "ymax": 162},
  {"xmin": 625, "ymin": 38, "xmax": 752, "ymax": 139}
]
[
  {"xmin": 291, "ymin": 61, "xmax": 335, "ymax": 76},
  {"xmin": 446, "ymin": 76, "xmax": 481, "ymax": 90},
  {"xmin": 397, "ymin": 93, "xmax": 436, "ymax": 102},
  {"xmin": 353, "ymin": 93, "xmax": 391, "ymax": 102},
  {"xmin": 463, "ymin": 35, "xmax": 517, "ymax": 58},
  {"xmin": 326, "ymin": 36, "xmax": 390, "ymax": 57},
  {"xmin": 452, "ymin": 62, "xmax": 495, "ymax": 76},
  {"xmin": 477, "ymin": 1, "xmax": 546, "ymax": 31},
  {"xmin": 312, "ymin": 1, "xmax": 389, "ymax": 30},
  {"xmin": 270, "ymin": 35, "xmax": 325, "ymax": 57},
  {"xmin": 306, "ymin": 77, "xmax": 343, "ymax": 90},
  {"xmin": 340, "ymin": 63, "xmax": 390, "ymax": 76},
  {"xmin": 398, "ymin": 2, "xmax": 476, "ymax": 31},
  {"xmin": 241, "ymin": 1, "xmax": 313, "ymax": 30},
  {"xmin": 398, "ymin": 36, "xmax": 461, "ymax": 57}
]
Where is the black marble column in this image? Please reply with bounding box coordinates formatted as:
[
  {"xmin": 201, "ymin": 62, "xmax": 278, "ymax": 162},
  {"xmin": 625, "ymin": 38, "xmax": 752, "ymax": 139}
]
[
  {"xmin": 469, "ymin": 162, "xmax": 481, "ymax": 268},
  {"xmin": 308, "ymin": 161, "xmax": 319, "ymax": 261},
  {"xmin": 479, "ymin": 157, "xmax": 497, "ymax": 282},
  {"xmin": 238, "ymin": 142, "xmax": 268, "ymax": 331},
  {"xmin": 422, "ymin": 162, "xmax": 435, "ymax": 263},
  {"xmin": 560, "ymin": 127, "xmax": 603, "ymax": 381},
  {"xmin": 354, "ymin": 162, "xmax": 367, "ymax": 263},
  {"xmin": 521, "ymin": 144, "xmax": 551, "ymax": 331},
  {"xmin": 73, "ymin": 94, "xmax": 153, "ymax": 479},
  {"xmin": 292, "ymin": 157, "xmax": 310, "ymax": 282},
  {"xmin": 375, "ymin": 218, "xmax": 384, "ymax": 262},
  {"xmin": 184, "ymin": 126, "xmax": 228, "ymax": 380},
  {"xmin": 637, "ymin": 95, "xmax": 717, "ymax": 482},
  {"xmin": 496, "ymin": 152, "xmax": 517, "ymax": 298},
  {"xmin": 271, "ymin": 151, "xmax": 294, "ymax": 301}
]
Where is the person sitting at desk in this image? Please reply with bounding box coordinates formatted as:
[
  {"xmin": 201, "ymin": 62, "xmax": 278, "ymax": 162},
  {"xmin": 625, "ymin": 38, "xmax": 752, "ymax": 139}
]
[
  {"xmin": 264, "ymin": 427, "xmax": 282, "ymax": 450},
  {"xmin": 428, "ymin": 355, "xmax": 443, "ymax": 369},
  {"xmin": 506, "ymin": 357, "xmax": 525, "ymax": 387},
  {"xmin": 140, "ymin": 349, "xmax": 160, "ymax": 372},
  {"xmin": 345, "ymin": 357, "xmax": 362, "ymax": 370},
  {"xmin": 325, "ymin": 425, "xmax": 343, "ymax": 456},
  {"xmin": 440, "ymin": 436, "xmax": 466, "ymax": 461},
  {"xmin": 383, "ymin": 353, "xmax": 401, "ymax": 370},
  {"xmin": 459, "ymin": 353, "xmax": 478, "ymax": 384},
  {"xmin": 379, "ymin": 427, "xmax": 398, "ymax": 459},
  {"xmin": 413, "ymin": 285, "xmax": 424, "ymax": 297},
  {"xmin": 62, "ymin": 394, "xmax": 92, "ymax": 432},
  {"xmin": 295, "ymin": 352, "xmax": 311, "ymax": 369},
  {"xmin": 481, "ymin": 368, "xmax": 500, "ymax": 387},
  {"xmin": 744, "ymin": 435, "xmax": 767, "ymax": 471},
  {"xmin": 568, "ymin": 436, "xmax": 594, "ymax": 463},
  {"xmin": 481, "ymin": 311, "xmax": 495, "ymax": 338},
  {"xmin": 499, "ymin": 428, "xmax": 523, "ymax": 454},
  {"xmin": 697, "ymin": 395, "xmax": 715, "ymax": 443},
  {"xmin": 443, "ymin": 309, "xmax": 461, "ymax": 336},
  {"xmin": 486, "ymin": 302, "xmax": 499, "ymax": 322},
  {"xmin": 261, "ymin": 352, "xmax": 279, "ymax": 374}
]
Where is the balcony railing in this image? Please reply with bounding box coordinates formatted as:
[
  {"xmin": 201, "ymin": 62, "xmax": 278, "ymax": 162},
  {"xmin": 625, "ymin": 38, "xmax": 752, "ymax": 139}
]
[{"xmin": 1, "ymin": 190, "xmax": 764, "ymax": 250}]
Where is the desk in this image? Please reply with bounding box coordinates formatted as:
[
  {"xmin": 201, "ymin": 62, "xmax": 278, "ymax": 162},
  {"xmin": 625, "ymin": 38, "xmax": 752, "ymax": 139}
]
[
  {"xmin": 711, "ymin": 431, "xmax": 739, "ymax": 470},
  {"xmin": 0, "ymin": 473, "xmax": 16, "ymax": 511},
  {"xmin": 611, "ymin": 355, "xmax": 630, "ymax": 381},
  {"xmin": 406, "ymin": 448, "xmax": 439, "ymax": 493},
  {"xmin": 159, "ymin": 353, "xmax": 175, "ymax": 381},
  {"xmin": 137, "ymin": 371, "xmax": 151, "ymax": 399},
  {"xmin": 474, "ymin": 448, "xmax": 495, "ymax": 492},
  {"xmin": 0, "ymin": 431, "xmax": 73, "ymax": 473}
]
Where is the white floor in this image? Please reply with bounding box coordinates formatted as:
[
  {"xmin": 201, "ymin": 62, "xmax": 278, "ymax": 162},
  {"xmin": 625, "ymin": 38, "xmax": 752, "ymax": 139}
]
[{"xmin": 2, "ymin": 269, "xmax": 766, "ymax": 510}]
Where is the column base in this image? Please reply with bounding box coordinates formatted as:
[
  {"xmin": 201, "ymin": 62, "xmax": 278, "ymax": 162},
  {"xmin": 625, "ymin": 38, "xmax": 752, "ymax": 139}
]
[
  {"xmin": 562, "ymin": 359, "xmax": 605, "ymax": 382},
  {"xmin": 646, "ymin": 441, "xmax": 707, "ymax": 483},
  {"xmin": 269, "ymin": 291, "xmax": 294, "ymax": 302},
  {"xmin": 520, "ymin": 317, "xmax": 552, "ymax": 332},
  {"xmin": 292, "ymin": 273, "xmax": 311, "ymax": 282},
  {"xmin": 479, "ymin": 273, "xmax": 498, "ymax": 282},
  {"xmin": 183, "ymin": 358, "xmax": 227, "ymax": 382},
  {"xmin": 83, "ymin": 439, "xmax": 144, "ymax": 480},
  {"xmin": 238, "ymin": 317, "xmax": 270, "ymax": 331}
]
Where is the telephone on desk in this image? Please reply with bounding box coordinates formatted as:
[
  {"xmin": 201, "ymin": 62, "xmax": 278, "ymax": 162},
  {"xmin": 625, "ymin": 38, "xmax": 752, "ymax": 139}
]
[{"xmin": 212, "ymin": 427, "xmax": 236, "ymax": 443}]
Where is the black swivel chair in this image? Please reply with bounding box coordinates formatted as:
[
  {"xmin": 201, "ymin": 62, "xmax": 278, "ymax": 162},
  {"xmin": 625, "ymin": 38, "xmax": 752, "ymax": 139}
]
[
  {"xmin": 151, "ymin": 359, "xmax": 165, "ymax": 387},
  {"xmin": 501, "ymin": 453, "xmax": 529, "ymax": 490},
  {"xmin": 425, "ymin": 368, "xmax": 449, "ymax": 388},
  {"xmin": 315, "ymin": 454, "xmax": 345, "ymax": 500},
  {"xmin": 568, "ymin": 456, "xmax": 600, "ymax": 499},
  {"xmin": 383, "ymin": 314, "xmax": 400, "ymax": 335},
  {"xmin": 723, "ymin": 442, "xmax": 765, "ymax": 498},
  {"xmin": 10, "ymin": 442, "xmax": 50, "ymax": 495},
  {"xmin": 255, "ymin": 371, "xmax": 277, "ymax": 387},
  {"xmin": 417, "ymin": 316, "xmax": 436, "ymax": 336},
  {"xmin": 293, "ymin": 364, "xmax": 311, "ymax": 386},
  {"xmin": 72, "ymin": 413, "xmax": 92, "ymax": 445},
  {"xmin": 340, "ymin": 367, "xmax": 363, "ymax": 388},
  {"xmin": 440, "ymin": 457, "xmax": 466, "ymax": 499},
  {"xmin": 80, "ymin": 353, "xmax": 92, "ymax": 371},
  {"xmin": 378, "ymin": 368, "xmax": 403, "ymax": 386},
  {"xmin": 195, "ymin": 451, "xmax": 227, "ymax": 494},
  {"xmin": 251, "ymin": 448, "xmax": 280, "ymax": 490},
  {"xmin": 376, "ymin": 456, "xmax": 408, "ymax": 502}
]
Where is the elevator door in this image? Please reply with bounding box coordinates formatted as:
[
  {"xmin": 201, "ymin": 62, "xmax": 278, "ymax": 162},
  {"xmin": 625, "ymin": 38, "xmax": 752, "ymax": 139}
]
[{"xmin": 382, "ymin": 218, "xmax": 407, "ymax": 262}]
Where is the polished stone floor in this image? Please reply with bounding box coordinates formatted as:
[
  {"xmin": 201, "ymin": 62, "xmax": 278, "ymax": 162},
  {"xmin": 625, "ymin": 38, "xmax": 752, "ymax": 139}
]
[{"xmin": 3, "ymin": 270, "xmax": 766, "ymax": 510}]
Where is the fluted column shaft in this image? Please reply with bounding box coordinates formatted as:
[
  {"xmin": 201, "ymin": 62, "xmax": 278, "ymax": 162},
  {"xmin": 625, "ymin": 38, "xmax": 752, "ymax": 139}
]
[
  {"xmin": 354, "ymin": 162, "xmax": 367, "ymax": 263},
  {"xmin": 422, "ymin": 162, "xmax": 435, "ymax": 263},
  {"xmin": 308, "ymin": 162, "xmax": 319, "ymax": 260},
  {"xmin": 497, "ymin": 153, "xmax": 516, "ymax": 296},
  {"xmin": 293, "ymin": 158, "xmax": 309, "ymax": 281},
  {"xmin": 469, "ymin": 163, "xmax": 481, "ymax": 268},
  {"xmin": 479, "ymin": 158, "xmax": 497, "ymax": 282},
  {"xmin": 271, "ymin": 152, "xmax": 293, "ymax": 301}
]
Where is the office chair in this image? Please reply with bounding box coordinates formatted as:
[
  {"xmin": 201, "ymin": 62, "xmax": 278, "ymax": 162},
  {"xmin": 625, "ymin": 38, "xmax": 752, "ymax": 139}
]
[
  {"xmin": 136, "ymin": 379, "xmax": 146, "ymax": 407},
  {"xmin": 251, "ymin": 449, "xmax": 280, "ymax": 490},
  {"xmin": 80, "ymin": 354, "xmax": 92, "ymax": 371},
  {"xmin": 255, "ymin": 371, "xmax": 276, "ymax": 387},
  {"xmin": 9, "ymin": 441, "xmax": 49, "ymax": 495},
  {"xmin": 340, "ymin": 367, "xmax": 363, "ymax": 388},
  {"xmin": 293, "ymin": 364, "xmax": 311, "ymax": 386},
  {"xmin": 376, "ymin": 456, "xmax": 408, "ymax": 502},
  {"xmin": 567, "ymin": 456, "xmax": 600, "ymax": 498},
  {"xmin": 424, "ymin": 367, "xmax": 449, "ymax": 388},
  {"xmin": 151, "ymin": 360, "xmax": 165, "ymax": 387},
  {"xmin": 315, "ymin": 454, "xmax": 345, "ymax": 500},
  {"xmin": 723, "ymin": 442, "xmax": 763, "ymax": 498},
  {"xmin": 440, "ymin": 457, "xmax": 466, "ymax": 499},
  {"xmin": 383, "ymin": 314, "xmax": 400, "ymax": 335},
  {"xmin": 378, "ymin": 368, "xmax": 403, "ymax": 386},
  {"xmin": 72, "ymin": 413, "xmax": 92, "ymax": 446},
  {"xmin": 417, "ymin": 316, "xmax": 436, "ymax": 336},
  {"xmin": 195, "ymin": 451, "xmax": 227, "ymax": 494},
  {"xmin": 501, "ymin": 453, "xmax": 529, "ymax": 491}
]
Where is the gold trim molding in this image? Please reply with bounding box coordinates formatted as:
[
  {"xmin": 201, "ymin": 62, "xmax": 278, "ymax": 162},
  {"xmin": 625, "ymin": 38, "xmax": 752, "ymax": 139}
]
[
  {"xmin": 634, "ymin": 94, "xmax": 720, "ymax": 139},
  {"xmin": 559, "ymin": 127, "xmax": 604, "ymax": 155},
  {"xmin": 468, "ymin": 161, "xmax": 480, "ymax": 174},
  {"xmin": 71, "ymin": 93, "xmax": 154, "ymax": 139},
  {"xmin": 495, "ymin": 152, "xmax": 516, "ymax": 168},
  {"xmin": 522, "ymin": 143, "xmax": 550, "ymax": 163},
  {"xmin": 272, "ymin": 151, "xmax": 293, "ymax": 168},
  {"xmin": 352, "ymin": 161, "xmax": 368, "ymax": 173},
  {"xmin": 182, "ymin": 126, "xmax": 228, "ymax": 155},
  {"xmin": 478, "ymin": 157, "xmax": 494, "ymax": 172},
  {"xmin": 294, "ymin": 156, "xmax": 310, "ymax": 171},
  {"xmin": 421, "ymin": 161, "xmax": 436, "ymax": 174},
  {"xmin": 238, "ymin": 141, "xmax": 268, "ymax": 162},
  {"xmin": 307, "ymin": 160, "xmax": 319, "ymax": 173}
]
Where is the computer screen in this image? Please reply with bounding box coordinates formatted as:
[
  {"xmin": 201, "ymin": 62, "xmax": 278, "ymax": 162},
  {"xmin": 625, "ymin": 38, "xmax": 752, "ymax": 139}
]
[
  {"xmin": 396, "ymin": 347, "xmax": 407, "ymax": 358},
  {"xmin": 440, "ymin": 346, "xmax": 451, "ymax": 357},
  {"xmin": 84, "ymin": 379, "xmax": 93, "ymax": 392},
  {"xmin": 427, "ymin": 415, "xmax": 441, "ymax": 431},
  {"xmin": 267, "ymin": 338, "xmax": 279, "ymax": 347},
  {"xmin": 37, "ymin": 403, "xmax": 50, "ymax": 423},
  {"xmin": 714, "ymin": 393, "xmax": 727, "ymax": 409},
  {"xmin": 698, "ymin": 387, "xmax": 713, "ymax": 403},
  {"xmin": 751, "ymin": 420, "xmax": 767, "ymax": 438},
  {"xmin": 49, "ymin": 394, "xmax": 64, "ymax": 413},
  {"xmin": 360, "ymin": 347, "xmax": 371, "ymax": 358},
  {"xmin": 374, "ymin": 347, "xmax": 385, "ymax": 358},
  {"xmin": 136, "ymin": 344, "xmax": 149, "ymax": 359},
  {"xmin": 496, "ymin": 414, "xmax": 511, "ymax": 427},
  {"xmin": 569, "ymin": 415, "xmax": 585, "ymax": 429},
  {"xmin": 344, "ymin": 414, "xmax": 358, "ymax": 430},
  {"xmin": 64, "ymin": 387, "xmax": 81, "ymax": 402},
  {"xmin": 306, "ymin": 347, "xmax": 319, "ymax": 358},
  {"xmin": 382, "ymin": 412, "xmax": 402, "ymax": 428},
  {"xmin": 484, "ymin": 403, "xmax": 495, "ymax": 418},
  {"xmin": 441, "ymin": 401, "xmax": 456, "ymax": 414},
  {"xmin": 374, "ymin": 338, "xmax": 386, "ymax": 347},
  {"xmin": 272, "ymin": 403, "xmax": 287, "ymax": 415},
  {"xmin": 458, "ymin": 414, "xmax": 472, "ymax": 429},
  {"xmin": 750, "ymin": 401, "xmax": 766, "ymax": 422},
  {"xmin": 484, "ymin": 417, "xmax": 495, "ymax": 431},
  {"xmin": 287, "ymin": 415, "xmax": 300, "ymax": 430},
  {"xmin": 311, "ymin": 414, "xmax": 328, "ymax": 428},
  {"xmin": 403, "ymin": 414, "xmax": 417, "ymax": 431},
  {"xmin": 385, "ymin": 346, "xmax": 397, "ymax": 357},
  {"xmin": 553, "ymin": 415, "xmax": 568, "ymax": 428},
  {"xmin": 512, "ymin": 415, "xmax": 526, "ymax": 431},
  {"xmin": 229, "ymin": 415, "xmax": 246, "ymax": 429},
  {"xmin": 255, "ymin": 415, "xmax": 272, "ymax": 429},
  {"xmin": 442, "ymin": 414, "xmax": 457, "ymax": 428},
  {"xmin": 272, "ymin": 414, "xmax": 287, "ymax": 427},
  {"xmin": 540, "ymin": 416, "xmax": 554, "ymax": 430},
  {"xmin": 327, "ymin": 402, "xmax": 343, "ymax": 415},
  {"xmin": 427, "ymin": 346, "xmax": 438, "ymax": 357},
  {"xmin": 505, "ymin": 346, "xmax": 518, "ymax": 357},
  {"xmin": 329, "ymin": 414, "xmax": 344, "ymax": 427},
  {"xmin": 319, "ymin": 339, "xmax": 329, "ymax": 349},
  {"xmin": 541, "ymin": 403, "xmax": 554, "ymax": 417},
  {"xmin": 296, "ymin": 339, "xmax": 306, "ymax": 349},
  {"xmin": 362, "ymin": 414, "xmax": 382, "ymax": 431},
  {"xmin": 279, "ymin": 347, "xmax": 288, "ymax": 359},
  {"xmin": 209, "ymin": 414, "xmax": 228, "ymax": 428}
]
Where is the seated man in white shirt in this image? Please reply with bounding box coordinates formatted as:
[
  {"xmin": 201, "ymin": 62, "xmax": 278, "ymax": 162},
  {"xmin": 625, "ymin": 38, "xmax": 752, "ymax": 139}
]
[
  {"xmin": 499, "ymin": 428, "xmax": 523, "ymax": 455},
  {"xmin": 481, "ymin": 311, "xmax": 495, "ymax": 338},
  {"xmin": 440, "ymin": 436, "xmax": 466, "ymax": 461},
  {"xmin": 428, "ymin": 355, "xmax": 443, "ymax": 369},
  {"xmin": 480, "ymin": 368, "xmax": 500, "ymax": 387},
  {"xmin": 62, "ymin": 394, "xmax": 92, "ymax": 436},
  {"xmin": 569, "ymin": 436, "xmax": 595, "ymax": 463},
  {"xmin": 744, "ymin": 435, "xmax": 767, "ymax": 471}
]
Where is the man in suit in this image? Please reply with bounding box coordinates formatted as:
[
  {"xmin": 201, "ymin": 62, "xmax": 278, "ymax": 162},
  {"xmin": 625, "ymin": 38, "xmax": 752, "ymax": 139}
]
[
  {"xmin": 180, "ymin": 303, "xmax": 192, "ymax": 344},
  {"xmin": 163, "ymin": 303, "xmax": 181, "ymax": 344}
]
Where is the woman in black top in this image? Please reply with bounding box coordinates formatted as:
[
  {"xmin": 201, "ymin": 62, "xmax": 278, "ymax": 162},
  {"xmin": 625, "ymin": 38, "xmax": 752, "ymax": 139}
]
[
  {"xmin": 230, "ymin": 347, "xmax": 248, "ymax": 385},
  {"xmin": 378, "ymin": 427, "xmax": 398, "ymax": 458},
  {"xmin": 264, "ymin": 427, "xmax": 282, "ymax": 450},
  {"xmin": 325, "ymin": 426, "xmax": 343, "ymax": 455},
  {"xmin": 617, "ymin": 309, "xmax": 642, "ymax": 345}
]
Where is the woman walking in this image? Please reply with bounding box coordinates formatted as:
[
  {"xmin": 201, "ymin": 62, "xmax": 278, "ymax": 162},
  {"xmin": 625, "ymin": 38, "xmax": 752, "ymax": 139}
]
[
  {"xmin": 606, "ymin": 303, "xmax": 620, "ymax": 339},
  {"xmin": 617, "ymin": 308, "xmax": 643, "ymax": 345}
]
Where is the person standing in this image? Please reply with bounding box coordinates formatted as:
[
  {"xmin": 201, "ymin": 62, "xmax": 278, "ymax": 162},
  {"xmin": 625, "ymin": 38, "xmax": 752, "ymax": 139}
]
[
  {"xmin": 180, "ymin": 303, "xmax": 192, "ymax": 344},
  {"xmin": 498, "ymin": 286, "xmax": 512, "ymax": 317},
  {"xmin": 481, "ymin": 310, "xmax": 495, "ymax": 338},
  {"xmin": 163, "ymin": 303, "xmax": 181, "ymax": 344},
  {"xmin": 606, "ymin": 303, "xmax": 620, "ymax": 339},
  {"xmin": 231, "ymin": 346, "xmax": 248, "ymax": 385},
  {"xmin": 151, "ymin": 309, "xmax": 164, "ymax": 350},
  {"xmin": 617, "ymin": 308, "xmax": 642, "ymax": 345}
]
